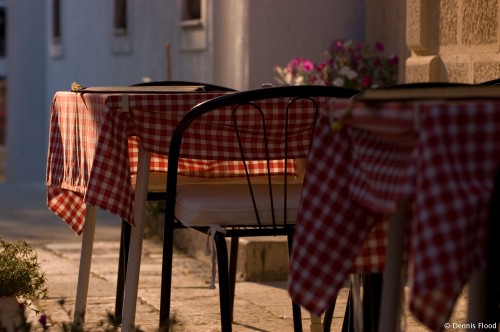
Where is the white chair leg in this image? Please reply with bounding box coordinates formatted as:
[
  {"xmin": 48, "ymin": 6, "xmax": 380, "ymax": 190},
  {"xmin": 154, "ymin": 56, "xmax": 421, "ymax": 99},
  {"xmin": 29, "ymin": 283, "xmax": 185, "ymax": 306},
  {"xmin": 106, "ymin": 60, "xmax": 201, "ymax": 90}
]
[
  {"xmin": 121, "ymin": 146, "xmax": 151, "ymax": 332},
  {"xmin": 310, "ymin": 314, "xmax": 323, "ymax": 332},
  {"xmin": 74, "ymin": 205, "xmax": 96, "ymax": 327},
  {"xmin": 378, "ymin": 201, "xmax": 408, "ymax": 332}
]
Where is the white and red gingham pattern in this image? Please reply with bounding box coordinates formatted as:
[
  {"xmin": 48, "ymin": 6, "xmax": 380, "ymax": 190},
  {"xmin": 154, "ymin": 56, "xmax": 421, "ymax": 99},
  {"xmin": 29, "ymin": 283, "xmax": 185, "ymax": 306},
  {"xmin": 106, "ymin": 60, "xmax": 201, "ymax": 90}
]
[
  {"xmin": 47, "ymin": 92, "xmax": 327, "ymax": 235},
  {"xmin": 47, "ymin": 93, "xmax": 110, "ymax": 234},
  {"xmin": 289, "ymin": 99, "xmax": 500, "ymax": 331},
  {"xmin": 47, "ymin": 92, "xmax": 229, "ymax": 234}
]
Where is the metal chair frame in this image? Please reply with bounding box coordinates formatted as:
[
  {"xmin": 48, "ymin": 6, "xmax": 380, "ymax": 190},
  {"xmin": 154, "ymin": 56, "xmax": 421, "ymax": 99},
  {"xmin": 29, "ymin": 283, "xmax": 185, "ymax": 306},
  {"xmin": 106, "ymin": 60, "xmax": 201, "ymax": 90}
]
[{"xmin": 158, "ymin": 85, "xmax": 360, "ymax": 332}]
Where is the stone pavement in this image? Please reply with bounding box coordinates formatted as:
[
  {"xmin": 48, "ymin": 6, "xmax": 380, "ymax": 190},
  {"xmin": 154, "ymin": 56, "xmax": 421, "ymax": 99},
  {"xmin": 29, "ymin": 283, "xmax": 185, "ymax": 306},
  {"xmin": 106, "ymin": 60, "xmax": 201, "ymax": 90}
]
[
  {"xmin": 0, "ymin": 180, "xmax": 350, "ymax": 331},
  {"xmin": 25, "ymin": 236, "xmax": 470, "ymax": 332},
  {"xmin": 29, "ymin": 237, "xmax": 351, "ymax": 332},
  {"xmin": 0, "ymin": 178, "xmax": 469, "ymax": 331}
]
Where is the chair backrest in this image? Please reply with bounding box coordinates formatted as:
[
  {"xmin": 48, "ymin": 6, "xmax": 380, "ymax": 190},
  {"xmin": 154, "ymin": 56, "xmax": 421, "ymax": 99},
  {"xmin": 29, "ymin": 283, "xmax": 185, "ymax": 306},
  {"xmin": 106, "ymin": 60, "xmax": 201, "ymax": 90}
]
[{"xmin": 165, "ymin": 85, "xmax": 359, "ymax": 229}]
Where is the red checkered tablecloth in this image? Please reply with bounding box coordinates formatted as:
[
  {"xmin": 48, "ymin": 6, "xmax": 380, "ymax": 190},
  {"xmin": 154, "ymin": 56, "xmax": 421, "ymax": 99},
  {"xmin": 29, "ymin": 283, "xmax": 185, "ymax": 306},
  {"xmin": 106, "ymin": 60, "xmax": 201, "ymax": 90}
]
[
  {"xmin": 289, "ymin": 98, "xmax": 500, "ymax": 331},
  {"xmin": 46, "ymin": 91, "xmax": 329, "ymax": 235}
]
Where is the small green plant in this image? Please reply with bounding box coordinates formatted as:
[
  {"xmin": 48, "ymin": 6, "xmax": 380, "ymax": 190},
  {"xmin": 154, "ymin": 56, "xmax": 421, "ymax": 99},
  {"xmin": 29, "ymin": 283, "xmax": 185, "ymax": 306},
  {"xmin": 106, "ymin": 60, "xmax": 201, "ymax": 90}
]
[
  {"xmin": 0, "ymin": 238, "xmax": 48, "ymax": 306},
  {"xmin": 1, "ymin": 239, "xmax": 180, "ymax": 331}
]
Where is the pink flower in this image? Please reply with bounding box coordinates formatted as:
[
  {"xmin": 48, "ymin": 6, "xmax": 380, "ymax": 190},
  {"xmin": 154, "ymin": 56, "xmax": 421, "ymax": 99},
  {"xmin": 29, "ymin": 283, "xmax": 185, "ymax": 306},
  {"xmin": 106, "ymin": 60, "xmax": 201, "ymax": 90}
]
[
  {"xmin": 302, "ymin": 59, "xmax": 314, "ymax": 72},
  {"xmin": 288, "ymin": 58, "xmax": 302, "ymax": 71},
  {"xmin": 39, "ymin": 314, "xmax": 48, "ymax": 327},
  {"xmin": 316, "ymin": 63, "xmax": 326, "ymax": 71},
  {"xmin": 361, "ymin": 76, "xmax": 373, "ymax": 87},
  {"xmin": 375, "ymin": 42, "xmax": 384, "ymax": 52},
  {"xmin": 332, "ymin": 40, "xmax": 344, "ymax": 52},
  {"xmin": 389, "ymin": 55, "xmax": 399, "ymax": 66}
]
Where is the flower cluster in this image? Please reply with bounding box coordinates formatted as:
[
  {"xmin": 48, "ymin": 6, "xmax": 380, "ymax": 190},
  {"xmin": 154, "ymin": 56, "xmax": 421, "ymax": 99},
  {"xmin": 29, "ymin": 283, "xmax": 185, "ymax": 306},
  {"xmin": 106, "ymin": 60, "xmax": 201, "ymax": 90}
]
[
  {"xmin": 273, "ymin": 58, "xmax": 318, "ymax": 86},
  {"xmin": 274, "ymin": 39, "xmax": 399, "ymax": 90}
]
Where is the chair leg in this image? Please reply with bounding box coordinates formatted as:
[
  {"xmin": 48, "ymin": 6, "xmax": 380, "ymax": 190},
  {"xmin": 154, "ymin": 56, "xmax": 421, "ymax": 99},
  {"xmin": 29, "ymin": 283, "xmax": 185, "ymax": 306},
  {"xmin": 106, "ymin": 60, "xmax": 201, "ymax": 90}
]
[
  {"xmin": 114, "ymin": 220, "xmax": 131, "ymax": 322},
  {"xmin": 341, "ymin": 288, "xmax": 354, "ymax": 332},
  {"xmin": 363, "ymin": 273, "xmax": 383, "ymax": 332},
  {"xmin": 287, "ymin": 234, "xmax": 303, "ymax": 332},
  {"xmin": 159, "ymin": 221, "xmax": 175, "ymax": 331},
  {"xmin": 322, "ymin": 300, "xmax": 336, "ymax": 332},
  {"xmin": 324, "ymin": 274, "xmax": 382, "ymax": 332},
  {"xmin": 229, "ymin": 237, "xmax": 239, "ymax": 321},
  {"xmin": 214, "ymin": 232, "xmax": 233, "ymax": 332}
]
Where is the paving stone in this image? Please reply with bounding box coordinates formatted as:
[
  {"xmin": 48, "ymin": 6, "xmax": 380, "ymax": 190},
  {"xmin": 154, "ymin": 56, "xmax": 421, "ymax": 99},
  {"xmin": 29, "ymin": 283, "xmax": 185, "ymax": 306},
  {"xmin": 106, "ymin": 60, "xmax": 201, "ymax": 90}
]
[{"xmin": 21, "ymin": 237, "xmax": 469, "ymax": 331}]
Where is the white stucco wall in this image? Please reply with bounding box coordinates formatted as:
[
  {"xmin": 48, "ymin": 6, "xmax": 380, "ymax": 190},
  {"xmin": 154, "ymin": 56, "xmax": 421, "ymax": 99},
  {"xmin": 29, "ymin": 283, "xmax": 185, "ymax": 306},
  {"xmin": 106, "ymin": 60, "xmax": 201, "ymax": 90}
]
[
  {"xmin": 212, "ymin": 0, "xmax": 365, "ymax": 90},
  {"xmin": 46, "ymin": 1, "xmax": 181, "ymax": 96},
  {"xmin": 5, "ymin": 0, "xmax": 365, "ymax": 184},
  {"xmin": 246, "ymin": 1, "xmax": 365, "ymax": 89},
  {"xmin": 45, "ymin": 1, "xmax": 365, "ymax": 95},
  {"xmin": 6, "ymin": 0, "xmax": 48, "ymax": 184}
]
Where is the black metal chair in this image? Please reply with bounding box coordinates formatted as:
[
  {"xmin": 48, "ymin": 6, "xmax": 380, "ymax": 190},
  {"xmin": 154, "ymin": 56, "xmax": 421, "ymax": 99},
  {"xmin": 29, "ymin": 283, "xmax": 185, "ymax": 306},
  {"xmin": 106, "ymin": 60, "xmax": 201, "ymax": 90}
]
[{"xmin": 158, "ymin": 85, "xmax": 360, "ymax": 332}]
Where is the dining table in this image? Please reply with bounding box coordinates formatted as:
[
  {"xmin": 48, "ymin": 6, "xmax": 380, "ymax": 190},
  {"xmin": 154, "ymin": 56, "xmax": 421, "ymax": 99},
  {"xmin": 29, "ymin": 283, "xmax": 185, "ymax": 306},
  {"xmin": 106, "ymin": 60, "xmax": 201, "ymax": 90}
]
[
  {"xmin": 288, "ymin": 85, "xmax": 500, "ymax": 332},
  {"xmin": 46, "ymin": 86, "xmax": 237, "ymax": 330}
]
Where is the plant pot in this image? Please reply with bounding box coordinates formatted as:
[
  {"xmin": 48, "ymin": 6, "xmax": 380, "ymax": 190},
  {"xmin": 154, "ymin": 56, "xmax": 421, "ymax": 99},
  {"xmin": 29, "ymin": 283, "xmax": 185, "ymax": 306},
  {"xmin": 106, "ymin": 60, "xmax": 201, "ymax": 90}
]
[{"xmin": 0, "ymin": 297, "xmax": 23, "ymax": 332}]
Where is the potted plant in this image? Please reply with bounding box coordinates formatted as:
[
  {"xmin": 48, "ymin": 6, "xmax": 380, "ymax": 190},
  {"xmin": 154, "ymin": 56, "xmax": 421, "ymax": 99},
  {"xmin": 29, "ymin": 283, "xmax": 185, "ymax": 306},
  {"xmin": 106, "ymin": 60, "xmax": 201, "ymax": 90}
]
[
  {"xmin": 274, "ymin": 39, "xmax": 399, "ymax": 90},
  {"xmin": 0, "ymin": 238, "xmax": 48, "ymax": 331}
]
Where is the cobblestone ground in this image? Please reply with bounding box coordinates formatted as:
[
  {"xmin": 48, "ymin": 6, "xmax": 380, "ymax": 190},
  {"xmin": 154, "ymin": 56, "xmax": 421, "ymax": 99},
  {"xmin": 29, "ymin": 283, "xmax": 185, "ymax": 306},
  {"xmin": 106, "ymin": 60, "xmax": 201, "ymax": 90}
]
[{"xmin": 22, "ymin": 237, "xmax": 470, "ymax": 332}]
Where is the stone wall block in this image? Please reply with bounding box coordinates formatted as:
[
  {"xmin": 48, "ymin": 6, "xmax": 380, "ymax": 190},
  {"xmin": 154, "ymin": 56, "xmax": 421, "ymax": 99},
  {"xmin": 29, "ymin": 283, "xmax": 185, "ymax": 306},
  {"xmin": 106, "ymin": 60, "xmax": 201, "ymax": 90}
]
[
  {"xmin": 405, "ymin": 55, "xmax": 441, "ymax": 82},
  {"xmin": 407, "ymin": 0, "xmax": 431, "ymax": 53},
  {"xmin": 440, "ymin": 54, "xmax": 473, "ymax": 83},
  {"xmin": 462, "ymin": 0, "xmax": 498, "ymax": 51},
  {"xmin": 439, "ymin": 0, "xmax": 459, "ymax": 47},
  {"xmin": 445, "ymin": 64, "xmax": 469, "ymax": 83},
  {"xmin": 465, "ymin": 53, "xmax": 500, "ymax": 83}
]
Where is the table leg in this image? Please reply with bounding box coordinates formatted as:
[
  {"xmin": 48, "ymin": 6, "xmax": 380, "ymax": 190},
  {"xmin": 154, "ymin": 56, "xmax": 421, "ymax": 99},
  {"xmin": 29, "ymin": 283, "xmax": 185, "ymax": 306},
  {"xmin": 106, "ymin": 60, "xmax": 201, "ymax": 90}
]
[
  {"xmin": 309, "ymin": 314, "xmax": 323, "ymax": 332},
  {"xmin": 73, "ymin": 205, "xmax": 97, "ymax": 327},
  {"xmin": 467, "ymin": 267, "xmax": 486, "ymax": 330},
  {"xmin": 485, "ymin": 168, "xmax": 500, "ymax": 325},
  {"xmin": 121, "ymin": 146, "xmax": 151, "ymax": 331},
  {"xmin": 351, "ymin": 274, "xmax": 363, "ymax": 331},
  {"xmin": 378, "ymin": 201, "xmax": 408, "ymax": 332}
]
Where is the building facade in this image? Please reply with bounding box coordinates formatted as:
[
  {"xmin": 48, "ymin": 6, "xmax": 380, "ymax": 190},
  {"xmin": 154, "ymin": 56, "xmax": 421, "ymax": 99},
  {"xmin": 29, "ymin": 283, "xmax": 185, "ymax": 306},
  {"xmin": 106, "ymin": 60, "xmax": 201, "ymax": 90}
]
[{"xmin": 5, "ymin": 0, "xmax": 365, "ymax": 184}]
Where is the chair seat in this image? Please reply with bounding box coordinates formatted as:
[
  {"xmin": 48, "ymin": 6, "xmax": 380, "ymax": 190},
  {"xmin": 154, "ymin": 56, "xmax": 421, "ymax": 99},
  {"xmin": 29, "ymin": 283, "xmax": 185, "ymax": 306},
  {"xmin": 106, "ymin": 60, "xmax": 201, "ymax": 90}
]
[
  {"xmin": 176, "ymin": 183, "xmax": 302, "ymax": 227},
  {"xmin": 131, "ymin": 172, "xmax": 278, "ymax": 192}
]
